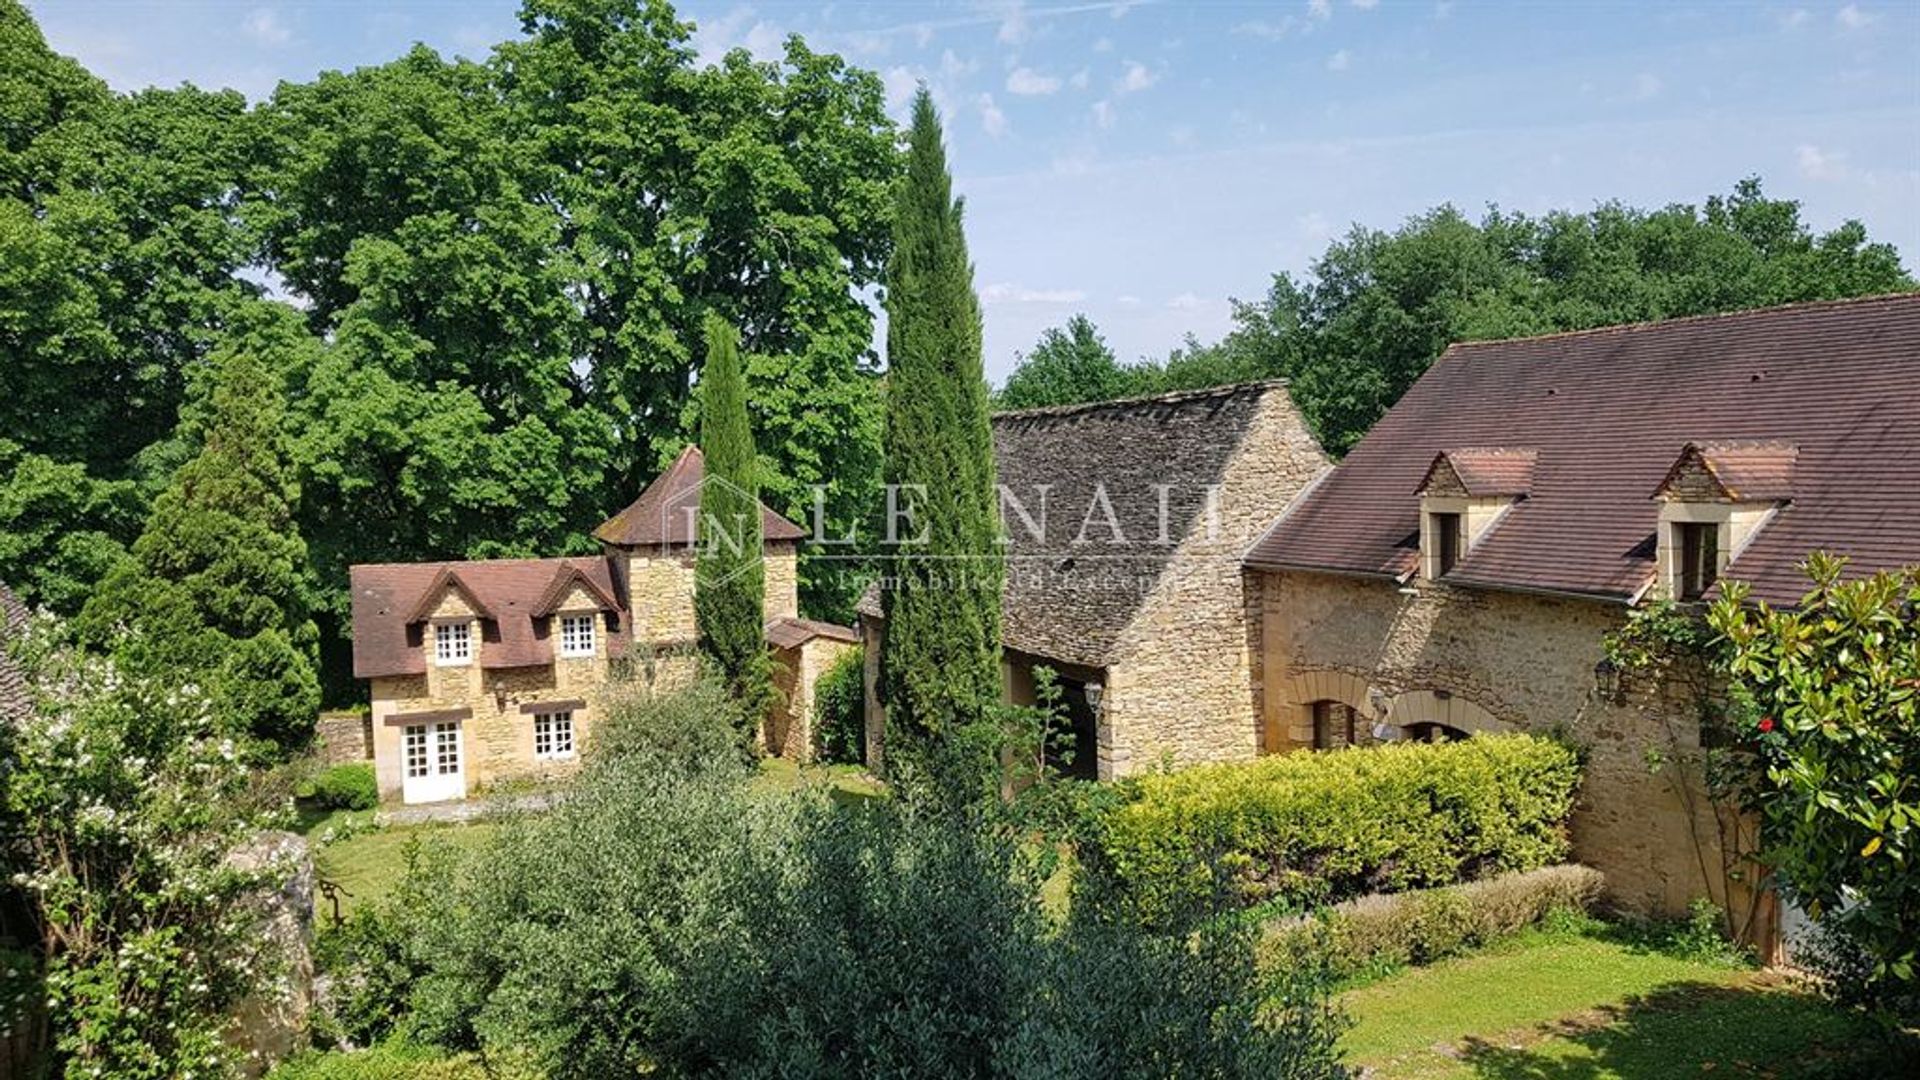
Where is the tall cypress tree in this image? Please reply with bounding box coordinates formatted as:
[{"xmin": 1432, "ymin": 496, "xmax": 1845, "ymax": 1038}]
[
  {"xmin": 879, "ymin": 89, "xmax": 1004, "ymax": 763},
  {"xmin": 694, "ymin": 313, "xmax": 772, "ymax": 736}
]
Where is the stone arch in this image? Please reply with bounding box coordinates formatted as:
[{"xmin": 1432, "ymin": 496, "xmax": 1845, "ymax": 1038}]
[
  {"xmin": 1271, "ymin": 669, "xmax": 1380, "ymax": 751},
  {"xmin": 1382, "ymin": 688, "xmax": 1511, "ymax": 737}
]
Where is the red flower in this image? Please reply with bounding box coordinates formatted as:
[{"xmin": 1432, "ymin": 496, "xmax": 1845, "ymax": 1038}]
[{"xmin": 1758, "ymin": 716, "xmax": 1776, "ymax": 733}]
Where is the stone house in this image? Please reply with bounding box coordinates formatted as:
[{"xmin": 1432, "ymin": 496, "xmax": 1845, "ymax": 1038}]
[
  {"xmin": 860, "ymin": 381, "xmax": 1333, "ymax": 780},
  {"xmin": 1246, "ymin": 293, "xmax": 1920, "ymax": 917},
  {"xmin": 349, "ymin": 446, "xmax": 852, "ymax": 803}
]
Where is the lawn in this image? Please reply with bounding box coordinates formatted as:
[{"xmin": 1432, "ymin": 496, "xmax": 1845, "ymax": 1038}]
[{"xmin": 1341, "ymin": 929, "xmax": 1912, "ymax": 1079}]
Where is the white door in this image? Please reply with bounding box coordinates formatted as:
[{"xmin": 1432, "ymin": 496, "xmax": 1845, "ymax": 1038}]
[{"xmin": 401, "ymin": 722, "xmax": 466, "ymax": 804}]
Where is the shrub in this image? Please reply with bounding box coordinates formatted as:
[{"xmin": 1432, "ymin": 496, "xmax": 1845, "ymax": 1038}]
[
  {"xmin": 311, "ymin": 762, "xmax": 378, "ymax": 810},
  {"xmin": 1259, "ymin": 864, "xmax": 1606, "ymax": 980},
  {"xmin": 811, "ymin": 647, "xmax": 865, "ymax": 764},
  {"xmin": 584, "ymin": 665, "xmax": 752, "ymax": 773},
  {"xmin": 330, "ymin": 742, "xmax": 1350, "ymax": 1078},
  {"xmin": 268, "ymin": 1039, "xmax": 539, "ymax": 1080},
  {"xmin": 1088, "ymin": 733, "xmax": 1582, "ymax": 925}
]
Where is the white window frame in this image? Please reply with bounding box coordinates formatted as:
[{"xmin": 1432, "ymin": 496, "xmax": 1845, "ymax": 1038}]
[
  {"xmin": 533, "ymin": 710, "xmax": 576, "ymax": 761},
  {"xmin": 558, "ymin": 613, "xmax": 596, "ymax": 659},
  {"xmin": 433, "ymin": 620, "xmax": 472, "ymax": 666}
]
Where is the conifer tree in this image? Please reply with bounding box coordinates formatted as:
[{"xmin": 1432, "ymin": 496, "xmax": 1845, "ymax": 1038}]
[
  {"xmin": 79, "ymin": 309, "xmax": 321, "ymax": 754},
  {"xmin": 878, "ymin": 89, "xmax": 1004, "ymax": 764},
  {"xmin": 693, "ymin": 313, "xmax": 773, "ymax": 736}
]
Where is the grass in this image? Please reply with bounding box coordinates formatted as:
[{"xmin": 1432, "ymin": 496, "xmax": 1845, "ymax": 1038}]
[
  {"xmin": 1341, "ymin": 927, "xmax": 1913, "ymax": 1079},
  {"xmin": 752, "ymin": 755, "xmax": 887, "ymax": 805}
]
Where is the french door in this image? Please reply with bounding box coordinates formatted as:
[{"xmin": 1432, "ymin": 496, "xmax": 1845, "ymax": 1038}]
[{"xmin": 401, "ymin": 721, "xmax": 465, "ymax": 803}]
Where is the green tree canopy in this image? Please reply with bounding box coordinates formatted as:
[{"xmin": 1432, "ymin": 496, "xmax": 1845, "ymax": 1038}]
[
  {"xmin": 1140, "ymin": 179, "xmax": 1913, "ymax": 451},
  {"xmin": 878, "ymin": 90, "xmax": 1004, "ymax": 776},
  {"xmin": 79, "ymin": 306, "xmax": 321, "ymax": 753},
  {"xmin": 996, "ymin": 314, "xmax": 1145, "ymax": 411}
]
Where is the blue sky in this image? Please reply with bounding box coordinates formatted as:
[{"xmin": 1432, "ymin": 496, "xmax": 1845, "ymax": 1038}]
[{"xmin": 30, "ymin": 0, "xmax": 1920, "ymax": 382}]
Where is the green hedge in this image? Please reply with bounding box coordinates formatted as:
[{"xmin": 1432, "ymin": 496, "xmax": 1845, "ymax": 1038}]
[
  {"xmin": 1090, "ymin": 734, "xmax": 1581, "ymax": 924},
  {"xmin": 811, "ymin": 648, "xmax": 865, "ymax": 765},
  {"xmin": 1259, "ymin": 864, "xmax": 1605, "ymax": 980},
  {"xmin": 310, "ymin": 762, "xmax": 378, "ymax": 811}
]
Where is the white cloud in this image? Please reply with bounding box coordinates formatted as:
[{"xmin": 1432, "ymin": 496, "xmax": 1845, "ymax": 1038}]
[
  {"xmin": 1777, "ymin": 8, "xmax": 1811, "ymax": 28},
  {"xmin": 1236, "ymin": 18, "xmax": 1298, "ymax": 40},
  {"xmin": 1308, "ymin": 0, "xmax": 1332, "ymax": 20},
  {"xmin": 1836, "ymin": 4, "xmax": 1874, "ymax": 29},
  {"xmin": 1166, "ymin": 292, "xmax": 1209, "ymax": 310},
  {"xmin": 997, "ymin": 1, "xmax": 1030, "ymax": 44},
  {"xmin": 941, "ymin": 49, "xmax": 976, "ymax": 79},
  {"xmin": 1117, "ymin": 60, "xmax": 1157, "ymax": 93},
  {"xmin": 242, "ymin": 7, "xmax": 291, "ymax": 46},
  {"xmin": 1632, "ymin": 71, "xmax": 1662, "ymax": 100},
  {"xmin": 982, "ymin": 282, "xmax": 1088, "ymax": 304},
  {"xmin": 1352, "ymin": 0, "xmax": 1380, "ymax": 8},
  {"xmin": 1092, "ymin": 36, "xmax": 1114, "ymax": 53},
  {"xmin": 743, "ymin": 21, "xmax": 786, "ymax": 62},
  {"xmin": 1326, "ymin": 49, "xmax": 1351, "ymax": 72},
  {"xmin": 978, "ymin": 93, "xmax": 1010, "ymax": 138},
  {"xmin": 1070, "ymin": 67, "xmax": 1091, "ymax": 90},
  {"xmin": 914, "ymin": 23, "xmax": 936, "ymax": 47},
  {"xmin": 1092, "ymin": 99, "xmax": 1116, "ymax": 129},
  {"xmin": 882, "ymin": 66, "xmax": 919, "ymax": 110},
  {"xmin": 1796, "ymin": 144, "xmax": 1849, "ymax": 181},
  {"xmin": 1007, "ymin": 67, "xmax": 1063, "ymax": 95}
]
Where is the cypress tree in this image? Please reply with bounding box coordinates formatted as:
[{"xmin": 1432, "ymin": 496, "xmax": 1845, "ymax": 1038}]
[
  {"xmin": 879, "ymin": 89, "xmax": 1004, "ymax": 764},
  {"xmin": 78, "ymin": 312, "xmax": 321, "ymax": 755},
  {"xmin": 693, "ymin": 313, "xmax": 773, "ymax": 736}
]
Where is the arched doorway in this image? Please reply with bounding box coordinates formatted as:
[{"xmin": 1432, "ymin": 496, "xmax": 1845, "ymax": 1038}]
[
  {"xmin": 1401, "ymin": 721, "xmax": 1470, "ymax": 743},
  {"xmin": 1310, "ymin": 700, "xmax": 1360, "ymax": 749}
]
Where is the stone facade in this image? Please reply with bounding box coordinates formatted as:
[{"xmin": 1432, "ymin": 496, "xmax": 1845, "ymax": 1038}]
[
  {"xmin": 765, "ymin": 634, "xmax": 856, "ymax": 763},
  {"xmin": 1096, "ymin": 390, "xmax": 1329, "ymax": 776},
  {"xmin": 1255, "ymin": 568, "xmax": 1726, "ymax": 915},
  {"xmin": 314, "ymin": 711, "xmax": 372, "ymax": 764}
]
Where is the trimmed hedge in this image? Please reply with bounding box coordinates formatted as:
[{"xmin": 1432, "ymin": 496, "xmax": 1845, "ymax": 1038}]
[
  {"xmin": 1259, "ymin": 864, "xmax": 1605, "ymax": 979},
  {"xmin": 310, "ymin": 762, "xmax": 378, "ymax": 811},
  {"xmin": 1089, "ymin": 734, "xmax": 1581, "ymax": 924}
]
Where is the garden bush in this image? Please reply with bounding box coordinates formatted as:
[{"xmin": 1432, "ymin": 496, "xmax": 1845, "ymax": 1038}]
[
  {"xmin": 811, "ymin": 647, "xmax": 865, "ymax": 764},
  {"xmin": 310, "ymin": 762, "xmax": 378, "ymax": 810},
  {"xmin": 318, "ymin": 675, "xmax": 1351, "ymax": 1079},
  {"xmin": 1259, "ymin": 864, "xmax": 1606, "ymax": 980},
  {"xmin": 1088, "ymin": 733, "xmax": 1581, "ymax": 925}
]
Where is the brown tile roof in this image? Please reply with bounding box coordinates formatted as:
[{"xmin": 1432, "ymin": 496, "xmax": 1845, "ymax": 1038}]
[
  {"xmin": 350, "ymin": 557, "xmax": 629, "ymax": 679},
  {"xmin": 1653, "ymin": 441, "xmax": 1798, "ymax": 502},
  {"xmin": 1417, "ymin": 448, "xmax": 1537, "ymax": 497},
  {"xmin": 765, "ymin": 616, "xmax": 859, "ymax": 650},
  {"xmin": 1248, "ymin": 294, "xmax": 1920, "ymax": 607},
  {"xmin": 592, "ymin": 445, "xmax": 806, "ymax": 547},
  {"xmin": 0, "ymin": 581, "xmax": 28, "ymax": 723}
]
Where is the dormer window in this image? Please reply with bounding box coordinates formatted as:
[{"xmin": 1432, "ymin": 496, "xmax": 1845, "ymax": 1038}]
[
  {"xmin": 1414, "ymin": 448, "xmax": 1535, "ymax": 582},
  {"xmin": 559, "ymin": 613, "xmax": 596, "ymax": 658},
  {"xmin": 1651, "ymin": 442, "xmax": 1794, "ymax": 602},
  {"xmin": 434, "ymin": 621, "xmax": 472, "ymax": 666}
]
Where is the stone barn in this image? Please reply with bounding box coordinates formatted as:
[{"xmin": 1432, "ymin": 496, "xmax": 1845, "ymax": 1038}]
[
  {"xmin": 1245, "ymin": 293, "xmax": 1920, "ymax": 917},
  {"xmin": 861, "ymin": 380, "xmax": 1331, "ymax": 779}
]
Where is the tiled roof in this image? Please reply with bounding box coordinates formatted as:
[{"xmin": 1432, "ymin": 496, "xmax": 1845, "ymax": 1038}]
[
  {"xmin": 861, "ymin": 381, "xmax": 1292, "ymax": 666},
  {"xmin": 0, "ymin": 581, "xmax": 28, "ymax": 722},
  {"xmin": 765, "ymin": 616, "xmax": 859, "ymax": 650},
  {"xmin": 350, "ymin": 557, "xmax": 629, "ymax": 679},
  {"xmin": 593, "ymin": 445, "xmax": 806, "ymax": 547},
  {"xmin": 1249, "ymin": 294, "xmax": 1920, "ymax": 606},
  {"xmin": 1653, "ymin": 441, "xmax": 1798, "ymax": 502},
  {"xmin": 1417, "ymin": 448, "xmax": 1537, "ymax": 497}
]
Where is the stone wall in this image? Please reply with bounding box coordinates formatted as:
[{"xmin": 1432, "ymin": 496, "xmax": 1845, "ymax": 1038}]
[
  {"xmin": 765, "ymin": 635, "xmax": 855, "ymax": 763},
  {"xmin": 313, "ymin": 711, "xmax": 371, "ymax": 763},
  {"xmin": 1256, "ymin": 568, "xmax": 1726, "ymax": 916},
  {"xmin": 1101, "ymin": 391, "xmax": 1330, "ymax": 777}
]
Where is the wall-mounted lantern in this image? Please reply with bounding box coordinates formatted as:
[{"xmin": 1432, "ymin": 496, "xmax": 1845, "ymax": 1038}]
[{"xmin": 1593, "ymin": 656, "xmax": 1623, "ymax": 704}]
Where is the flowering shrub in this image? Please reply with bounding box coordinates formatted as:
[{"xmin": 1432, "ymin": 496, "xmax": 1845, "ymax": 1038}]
[
  {"xmin": 1709, "ymin": 554, "xmax": 1920, "ymax": 1014},
  {"xmin": 2, "ymin": 614, "xmax": 286, "ymax": 1077},
  {"xmin": 1086, "ymin": 734, "xmax": 1582, "ymax": 926}
]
